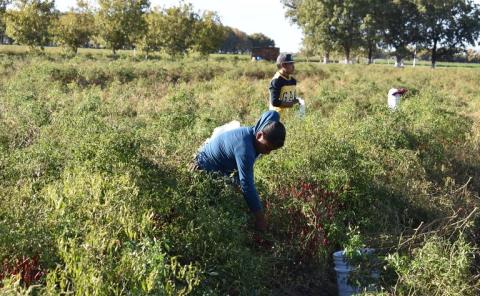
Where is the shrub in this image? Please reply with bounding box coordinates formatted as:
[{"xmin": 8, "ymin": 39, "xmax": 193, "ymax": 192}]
[
  {"xmin": 386, "ymin": 235, "xmax": 479, "ymax": 296},
  {"xmin": 1, "ymin": 53, "xmax": 479, "ymax": 295}
]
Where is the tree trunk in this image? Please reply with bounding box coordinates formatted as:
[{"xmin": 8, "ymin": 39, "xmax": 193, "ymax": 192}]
[
  {"xmin": 367, "ymin": 46, "xmax": 373, "ymax": 64},
  {"xmin": 394, "ymin": 55, "xmax": 403, "ymax": 68},
  {"xmin": 413, "ymin": 48, "xmax": 417, "ymax": 67},
  {"xmin": 343, "ymin": 47, "xmax": 351, "ymax": 64},
  {"xmin": 323, "ymin": 52, "xmax": 330, "ymax": 64},
  {"xmin": 431, "ymin": 40, "xmax": 437, "ymax": 69}
]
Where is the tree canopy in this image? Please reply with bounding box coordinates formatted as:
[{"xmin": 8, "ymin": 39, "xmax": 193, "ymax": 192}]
[
  {"xmin": 1, "ymin": 1, "xmax": 277, "ymax": 57},
  {"xmin": 95, "ymin": 0, "xmax": 150, "ymax": 55},
  {"xmin": 283, "ymin": 0, "xmax": 480, "ymax": 67},
  {"xmin": 5, "ymin": 0, "xmax": 57, "ymax": 50},
  {"xmin": 52, "ymin": 1, "xmax": 94, "ymax": 54},
  {"xmin": 249, "ymin": 33, "xmax": 275, "ymax": 48},
  {"xmin": 191, "ymin": 11, "xmax": 225, "ymax": 55},
  {"xmin": 0, "ymin": 0, "xmax": 12, "ymax": 41},
  {"xmin": 415, "ymin": 0, "xmax": 480, "ymax": 67},
  {"xmin": 152, "ymin": 3, "xmax": 197, "ymax": 56}
]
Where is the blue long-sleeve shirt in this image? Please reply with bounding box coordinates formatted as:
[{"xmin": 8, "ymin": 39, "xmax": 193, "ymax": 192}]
[{"xmin": 196, "ymin": 111, "xmax": 280, "ymax": 212}]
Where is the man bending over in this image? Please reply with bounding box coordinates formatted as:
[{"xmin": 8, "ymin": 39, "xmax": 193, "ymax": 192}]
[{"xmin": 194, "ymin": 111, "xmax": 286, "ymax": 231}]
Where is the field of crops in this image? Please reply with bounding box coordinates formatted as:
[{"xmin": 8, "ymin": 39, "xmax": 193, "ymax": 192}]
[{"xmin": 1, "ymin": 51, "xmax": 479, "ymax": 295}]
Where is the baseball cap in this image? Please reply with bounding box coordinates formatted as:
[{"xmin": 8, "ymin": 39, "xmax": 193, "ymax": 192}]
[{"xmin": 276, "ymin": 53, "xmax": 294, "ymax": 65}]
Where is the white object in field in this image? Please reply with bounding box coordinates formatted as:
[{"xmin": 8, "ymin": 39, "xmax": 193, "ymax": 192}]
[
  {"xmin": 268, "ymin": 101, "xmax": 275, "ymax": 111},
  {"xmin": 333, "ymin": 249, "xmax": 379, "ymax": 296},
  {"xmin": 298, "ymin": 97, "xmax": 305, "ymax": 117},
  {"xmin": 198, "ymin": 120, "xmax": 241, "ymax": 151},
  {"xmin": 269, "ymin": 98, "xmax": 305, "ymax": 116},
  {"xmin": 387, "ymin": 88, "xmax": 407, "ymax": 110}
]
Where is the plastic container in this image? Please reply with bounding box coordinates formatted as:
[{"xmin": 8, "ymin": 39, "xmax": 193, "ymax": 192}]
[
  {"xmin": 298, "ymin": 98, "xmax": 306, "ymax": 118},
  {"xmin": 333, "ymin": 249, "xmax": 378, "ymax": 296}
]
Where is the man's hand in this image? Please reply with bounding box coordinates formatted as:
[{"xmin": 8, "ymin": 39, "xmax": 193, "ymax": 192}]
[{"xmin": 254, "ymin": 211, "xmax": 267, "ymax": 232}]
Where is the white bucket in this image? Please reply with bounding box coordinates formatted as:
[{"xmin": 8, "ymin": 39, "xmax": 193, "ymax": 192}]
[
  {"xmin": 333, "ymin": 249, "xmax": 378, "ymax": 296},
  {"xmin": 298, "ymin": 98, "xmax": 306, "ymax": 118}
]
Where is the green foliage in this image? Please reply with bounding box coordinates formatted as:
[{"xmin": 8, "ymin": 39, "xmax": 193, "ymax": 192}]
[
  {"xmin": 141, "ymin": 5, "xmax": 227, "ymax": 57},
  {"xmin": 0, "ymin": 54, "xmax": 479, "ymax": 294},
  {"xmin": 219, "ymin": 27, "xmax": 254, "ymax": 54},
  {"xmin": 191, "ymin": 11, "xmax": 225, "ymax": 55},
  {"xmin": 153, "ymin": 4, "xmax": 196, "ymax": 56},
  {"xmin": 284, "ymin": 0, "xmax": 480, "ymax": 65},
  {"xmin": 248, "ymin": 33, "xmax": 275, "ymax": 48},
  {"xmin": 40, "ymin": 168, "xmax": 200, "ymax": 295},
  {"xmin": 343, "ymin": 228, "xmax": 381, "ymax": 290},
  {"xmin": 414, "ymin": 0, "xmax": 480, "ymax": 67},
  {"xmin": 378, "ymin": 0, "xmax": 421, "ymax": 62},
  {"xmin": 360, "ymin": 3, "xmax": 383, "ymax": 63},
  {"xmin": 137, "ymin": 9, "xmax": 165, "ymax": 56},
  {"xmin": 284, "ymin": 0, "xmax": 366, "ymax": 62},
  {"xmin": 5, "ymin": 0, "xmax": 57, "ymax": 50},
  {"xmin": 95, "ymin": 0, "xmax": 150, "ymax": 55},
  {"xmin": 0, "ymin": 0, "xmax": 11, "ymax": 38},
  {"xmin": 387, "ymin": 235, "xmax": 478, "ymax": 296},
  {"xmin": 2, "ymin": 1, "xmax": 278, "ymax": 58},
  {"xmin": 284, "ymin": 0, "xmax": 335, "ymax": 57},
  {"xmin": 51, "ymin": 4, "xmax": 94, "ymax": 54}
]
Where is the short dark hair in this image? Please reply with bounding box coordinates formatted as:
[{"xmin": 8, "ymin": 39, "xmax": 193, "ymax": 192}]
[{"xmin": 261, "ymin": 121, "xmax": 286, "ymax": 149}]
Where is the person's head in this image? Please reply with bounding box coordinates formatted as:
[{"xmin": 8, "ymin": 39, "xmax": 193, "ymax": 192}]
[
  {"xmin": 276, "ymin": 53, "xmax": 295, "ymax": 75},
  {"xmin": 254, "ymin": 121, "xmax": 286, "ymax": 155}
]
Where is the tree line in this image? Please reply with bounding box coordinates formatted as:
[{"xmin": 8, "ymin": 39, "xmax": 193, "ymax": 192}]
[
  {"xmin": 0, "ymin": 0, "xmax": 275, "ymax": 56},
  {"xmin": 282, "ymin": 0, "xmax": 480, "ymax": 68}
]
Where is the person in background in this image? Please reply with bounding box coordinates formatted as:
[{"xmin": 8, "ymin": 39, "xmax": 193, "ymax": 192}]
[
  {"xmin": 269, "ymin": 53, "xmax": 299, "ymax": 117},
  {"xmin": 194, "ymin": 111, "xmax": 286, "ymax": 232}
]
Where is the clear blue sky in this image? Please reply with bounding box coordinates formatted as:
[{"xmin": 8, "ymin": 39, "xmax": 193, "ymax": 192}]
[{"xmin": 55, "ymin": 0, "xmax": 303, "ymax": 53}]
